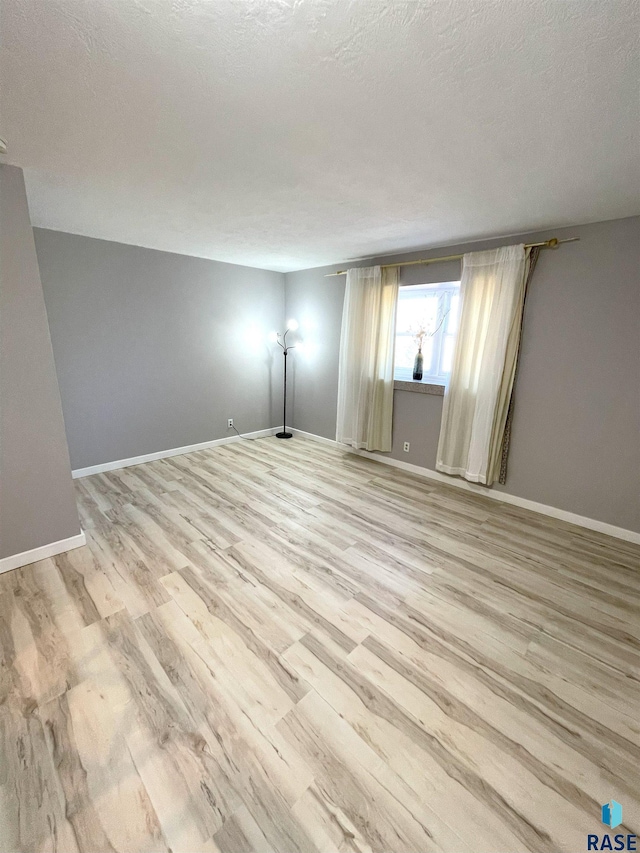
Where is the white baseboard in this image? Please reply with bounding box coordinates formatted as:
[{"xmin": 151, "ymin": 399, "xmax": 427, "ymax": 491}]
[
  {"xmin": 0, "ymin": 531, "xmax": 87, "ymax": 575},
  {"xmin": 290, "ymin": 428, "xmax": 340, "ymax": 447},
  {"xmin": 72, "ymin": 428, "xmax": 279, "ymax": 478},
  {"xmin": 291, "ymin": 429, "xmax": 640, "ymax": 545}
]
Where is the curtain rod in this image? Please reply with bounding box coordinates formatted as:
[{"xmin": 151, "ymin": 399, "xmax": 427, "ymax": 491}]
[{"xmin": 323, "ymin": 236, "xmax": 579, "ymax": 276}]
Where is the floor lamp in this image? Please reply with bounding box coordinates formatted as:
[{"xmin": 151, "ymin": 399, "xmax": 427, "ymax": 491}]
[
  {"xmin": 271, "ymin": 320, "xmax": 298, "ymax": 438},
  {"xmin": 274, "ymin": 319, "xmax": 298, "ymax": 439}
]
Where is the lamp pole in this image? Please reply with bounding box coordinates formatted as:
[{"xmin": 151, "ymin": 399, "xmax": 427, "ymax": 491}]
[{"xmin": 275, "ymin": 326, "xmax": 294, "ymax": 439}]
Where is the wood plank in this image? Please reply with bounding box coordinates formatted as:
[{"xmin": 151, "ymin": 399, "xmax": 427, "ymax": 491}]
[{"xmin": 0, "ymin": 435, "xmax": 635, "ymax": 852}]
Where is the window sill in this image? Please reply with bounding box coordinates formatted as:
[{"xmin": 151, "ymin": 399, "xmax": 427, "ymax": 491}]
[{"xmin": 394, "ymin": 380, "xmax": 445, "ymax": 396}]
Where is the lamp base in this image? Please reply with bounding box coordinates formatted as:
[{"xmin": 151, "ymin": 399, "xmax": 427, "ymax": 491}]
[{"xmin": 275, "ymin": 431, "xmax": 293, "ymax": 439}]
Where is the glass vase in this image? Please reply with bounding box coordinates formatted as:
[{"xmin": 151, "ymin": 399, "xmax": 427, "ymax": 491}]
[{"xmin": 413, "ymin": 350, "xmax": 423, "ymax": 381}]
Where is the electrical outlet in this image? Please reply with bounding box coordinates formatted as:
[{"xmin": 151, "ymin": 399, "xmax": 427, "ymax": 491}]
[
  {"xmin": 403, "ymin": 441, "xmax": 410, "ymax": 452},
  {"xmin": 227, "ymin": 418, "xmax": 234, "ymax": 429}
]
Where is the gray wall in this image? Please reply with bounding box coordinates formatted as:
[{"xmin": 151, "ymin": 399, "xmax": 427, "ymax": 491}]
[
  {"xmin": 34, "ymin": 229, "xmax": 285, "ymax": 470},
  {"xmin": 0, "ymin": 166, "xmax": 81, "ymax": 558},
  {"xmin": 285, "ymin": 217, "xmax": 640, "ymax": 533}
]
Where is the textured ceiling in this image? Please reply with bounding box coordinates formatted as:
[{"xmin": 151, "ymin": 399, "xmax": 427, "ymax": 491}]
[{"xmin": 2, "ymin": 0, "xmax": 638, "ymax": 272}]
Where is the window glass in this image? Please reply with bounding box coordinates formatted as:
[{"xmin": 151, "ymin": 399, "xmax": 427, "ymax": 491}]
[
  {"xmin": 394, "ymin": 282, "xmax": 460, "ymax": 383},
  {"xmin": 448, "ymin": 293, "xmax": 460, "ymax": 333}
]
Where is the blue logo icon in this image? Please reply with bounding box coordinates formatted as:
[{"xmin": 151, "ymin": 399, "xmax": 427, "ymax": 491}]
[{"xmin": 602, "ymin": 800, "xmax": 623, "ymax": 829}]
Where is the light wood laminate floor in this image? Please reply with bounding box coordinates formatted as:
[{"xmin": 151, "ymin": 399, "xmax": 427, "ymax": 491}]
[{"xmin": 1, "ymin": 436, "xmax": 638, "ymax": 852}]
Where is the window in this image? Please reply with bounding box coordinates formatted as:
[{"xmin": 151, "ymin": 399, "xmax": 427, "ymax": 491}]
[{"xmin": 394, "ymin": 281, "xmax": 460, "ymax": 384}]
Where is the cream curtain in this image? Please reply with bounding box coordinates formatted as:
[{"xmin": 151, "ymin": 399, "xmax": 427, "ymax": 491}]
[
  {"xmin": 336, "ymin": 265, "xmax": 399, "ymax": 452},
  {"xmin": 436, "ymin": 244, "xmax": 530, "ymax": 485}
]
